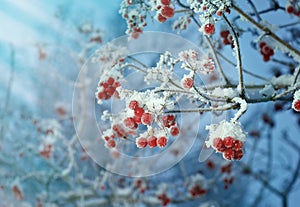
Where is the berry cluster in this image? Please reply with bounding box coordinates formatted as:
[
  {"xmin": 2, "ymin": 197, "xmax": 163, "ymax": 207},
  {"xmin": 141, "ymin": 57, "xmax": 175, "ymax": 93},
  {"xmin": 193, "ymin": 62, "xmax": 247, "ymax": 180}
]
[
  {"xmin": 162, "ymin": 114, "xmax": 180, "ymax": 136},
  {"xmin": 189, "ymin": 184, "xmax": 207, "ymax": 197},
  {"xmin": 156, "ymin": 0, "xmax": 174, "ymax": 23},
  {"xmin": 127, "ymin": 100, "xmax": 154, "ymax": 126},
  {"xmin": 157, "ymin": 193, "xmax": 171, "ymax": 206},
  {"xmin": 96, "ymin": 77, "xmax": 121, "ymax": 100},
  {"xmin": 103, "ymin": 134, "xmax": 116, "ymax": 148},
  {"xmin": 259, "ymin": 41, "xmax": 274, "ymax": 62},
  {"xmin": 220, "ymin": 30, "xmax": 234, "ymax": 48},
  {"xmin": 223, "ymin": 176, "xmax": 234, "ymax": 190},
  {"xmin": 286, "ymin": 2, "xmax": 300, "ymax": 16},
  {"xmin": 212, "ymin": 136, "xmax": 244, "ymax": 160},
  {"xmin": 203, "ymin": 23, "xmax": 215, "ymax": 35},
  {"xmin": 292, "ymin": 90, "xmax": 300, "ymax": 112},
  {"xmin": 121, "ymin": 2, "xmax": 147, "ymax": 39},
  {"xmin": 136, "ymin": 135, "xmax": 168, "ymax": 148}
]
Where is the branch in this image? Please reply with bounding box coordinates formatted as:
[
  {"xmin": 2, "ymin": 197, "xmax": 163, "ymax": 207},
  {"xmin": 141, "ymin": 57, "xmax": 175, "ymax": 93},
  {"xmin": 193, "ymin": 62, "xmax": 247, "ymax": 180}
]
[
  {"xmin": 232, "ymin": 4, "xmax": 300, "ymax": 59},
  {"xmin": 222, "ymin": 14, "xmax": 245, "ymax": 98}
]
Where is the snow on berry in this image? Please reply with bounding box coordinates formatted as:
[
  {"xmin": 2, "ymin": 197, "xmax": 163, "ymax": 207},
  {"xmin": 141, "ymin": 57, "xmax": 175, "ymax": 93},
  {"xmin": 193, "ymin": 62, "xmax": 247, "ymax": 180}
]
[
  {"xmin": 206, "ymin": 120, "xmax": 246, "ymax": 160},
  {"xmin": 181, "ymin": 76, "xmax": 194, "ymax": 89},
  {"xmin": 258, "ymin": 41, "xmax": 274, "ymax": 62},
  {"xmin": 292, "ymin": 90, "xmax": 300, "ymax": 112},
  {"xmin": 147, "ymin": 136, "xmax": 158, "ymax": 148},
  {"xmin": 170, "ymin": 126, "xmax": 180, "ymax": 136},
  {"xmin": 141, "ymin": 112, "xmax": 153, "ymax": 125},
  {"xmin": 134, "ymin": 107, "xmax": 145, "ymax": 117},
  {"xmin": 157, "ymin": 136, "xmax": 168, "ymax": 148},
  {"xmin": 178, "ymin": 50, "xmax": 215, "ymax": 73},
  {"xmin": 136, "ymin": 137, "xmax": 148, "ymax": 148}
]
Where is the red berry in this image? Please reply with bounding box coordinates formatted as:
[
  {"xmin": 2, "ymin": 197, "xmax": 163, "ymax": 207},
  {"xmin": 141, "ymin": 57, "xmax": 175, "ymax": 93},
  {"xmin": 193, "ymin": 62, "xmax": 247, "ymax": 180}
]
[
  {"xmin": 157, "ymin": 136, "xmax": 168, "ymax": 148},
  {"xmin": 263, "ymin": 55, "xmax": 270, "ymax": 62},
  {"xmin": 107, "ymin": 77, "xmax": 115, "ymax": 85},
  {"xmin": 259, "ymin": 41, "xmax": 266, "ymax": 48},
  {"xmin": 134, "ymin": 116, "xmax": 142, "ymax": 124},
  {"xmin": 216, "ymin": 11, "xmax": 222, "ymax": 16},
  {"xmin": 223, "ymin": 136, "xmax": 235, "ymax": 148},
  {"xmin": 286, "ymin": 6, "xmax": 294, "ymax": 14},
  {"xmin": 233, "ymin": 140, "xmax": 243, "ymax": 151},
  {"xmin": 124, "ymin": 117, "xmax": 136, "ymax": 128},
  {"xmin": 161, "ymin": 6, "xmax": 174, "ymax": 18},
  {"xmin": 97, "ymin": 91, "xmax": 107, "ymax": 100},
  {"xmin": 203, "ymin": 23, "xmax": 215, "ymax": 35},
  {"xmin": 134, "ymin": 107, "xmax": 145, "ymax": 117},
  {"xmin": 160, "ymin": 0, "xmax": 170, "ymax": 5},
  {"xmin": 293, "ymin": 100, "xmax": 300, "ymax": 111},
  {"xmin": 162, "ymin": 115, "xmax": 175, "ymax": 128},
  {"xmin": 147, "ymin": 136, "xmax": 157, "ymax": 148},
  {"xmin": 181, "ymin": 77, "xmax": 194, "ymax": 89},
  {"xmin": 220, "ymin": 30, "xmax": 229, "ymax": 38},
  {"xmin": 157, "ymin": 13, "xmax": 167, "ymax": 22},
  {"xmin": 106, "ymin": 86, "xmax": 115, "ymax": 96},
  {"xmin": 223, "ymin": 149, "xmax": 234, "ymax": 160},
  {"xmin": 107, "ymin": 139, "xmax": 116, "ymax": 148},
  {"xmin": 170, "ymin": 126, "xmax": 179, "ymax": 136},
  {"xmin": 213, "ymin": 137, "xmax": 223, "ymax": 150},
  {"xmin": 234, "ymin": 150, "xmax": 243, "ymax": 160},
  {"xmin": 129, "ymin": 100, "xmax": 139, "ymax": 110},
  {"xmin": 141, "ymin": 112, "xmax": 153, "ymax": 125},
  {"xmin": 262, "ymin": 45, "xmax": 272, "ymax": 55},
  {"xmin": 136, "ymin": 137, "xmax": 148, "ymax": 148}
]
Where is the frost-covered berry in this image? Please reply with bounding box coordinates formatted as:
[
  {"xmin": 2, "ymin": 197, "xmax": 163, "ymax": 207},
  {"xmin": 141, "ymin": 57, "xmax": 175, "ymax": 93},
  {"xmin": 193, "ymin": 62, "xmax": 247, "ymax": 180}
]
[
  {"xmin": 181, "ymin": 77, "xmax": 194, "ymax": 89},
  {"xmin": 203, "ymin": 23, "xmax": 215, "ymax": 35},
  {"xmin": 147, "ymin": 136, "xmax": 157, "ymax": 148},
  {"xmin": 160, "ymin": 0, "xmax": 170, "ymax": 5},
  {"xmin": 161, "ymin": 6, "xmax": 174, "ymax": 18},
  {"xmin": 162, "ymin": 115, "xmax": 175, "ymax": 128},
  {"xmin": 234, "ymin": 150, "xmax": 243, "ymax": 160},
  {"xmin": 292, "ymin": 90, "xmax": 300, "ymax": 112},
  {"xmin": 124, "ymin": 117, "xmax": 136, "ymax": 128},
  {"xmin": 106, "ymin": 139, "xmax": 116, "ymax": 148},
  {"xmin": 134, "ymin": 107, "xmax": 145, "ymax": 117},
  {"xmin": 157, "ymin": 13, "xmax": 167, "ymax": 23},
  {"xmin": 141, "ymin": 112, "xmax": 153, "ymax": 125},
  {"xmin": 223, "ymin": 136, "xmax": 235, "ymax": 148},
  {"xmin": 157, "ymin": 136, "xmax": 168, "ymax": 148},
  {"xmin": 233, "ymin": 140, "xmax": 243, "ymax": 151},
  {"xmin": 136, "ymin": 137, "xmax": 148, "ymax": 148},
  {"xmin": 170, "ymin": 126, "xmax": 179, "ymax": 136},
  {"xmin": 213, "ymin": 137, "xmax": 223, "ymax": 150},
  {"xmin": 129, "ymin": 100, "xmax": 139, "ymax": 110},
  {"xmin": 223, "ymin": 148, "xmax": 234, "ymax": 160}
]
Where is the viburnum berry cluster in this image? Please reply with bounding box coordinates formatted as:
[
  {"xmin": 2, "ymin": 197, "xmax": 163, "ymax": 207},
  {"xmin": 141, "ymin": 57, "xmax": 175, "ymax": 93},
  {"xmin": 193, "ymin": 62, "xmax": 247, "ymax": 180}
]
[
  {"xmin": 119, "ymin": 0, "xmax": 147, "ymax": 39},
  {"xmin": 156, "ymin": 0, "xmax": 174, "ymax": 23},
  {"xmin": 220, "ymin": 30, "xmax": 234, "ymax": 48},
  {"xmin": 206, "ymin": 120, "xmax": 246, "ymax": 161},
  {"xmin": 292, "ymin": 90, "xmax": 300, "ymax": 112},
  {"xmin": 286, "ymin": 1, "xmax": 300, "ymax": 16},
  {"xmin": 259, "ymin": 41, "xmax": 275, "ymax": 62},
  {"xmin": 96, "ymin": 77, "xmax": 121, "ymax": 100},
  {"xmin": 188, "ymin": 173, "xmax": 207, "ymax": 197}
]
